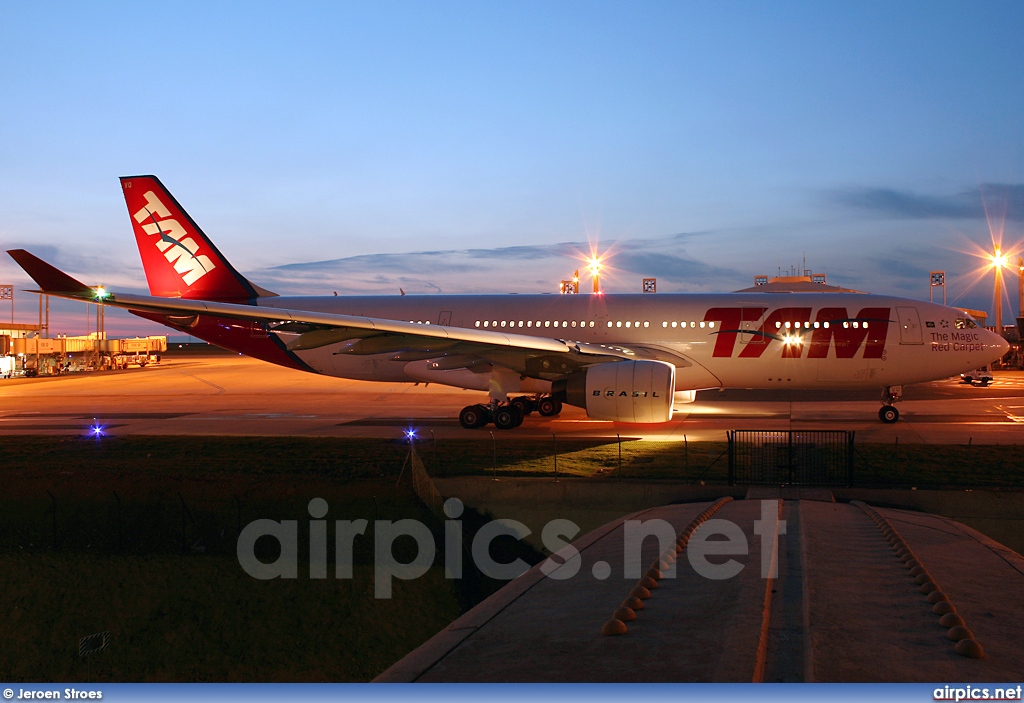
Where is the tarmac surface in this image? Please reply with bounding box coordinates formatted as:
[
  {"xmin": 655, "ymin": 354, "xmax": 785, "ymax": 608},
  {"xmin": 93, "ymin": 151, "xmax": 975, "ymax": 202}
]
[
  {"xmin": 375, "ymin": 493, "xmax": 1024, "ymax": 682},
  {"xmin": 1, "ymin": 354, "xmax": 1024, "ymax": 442}
]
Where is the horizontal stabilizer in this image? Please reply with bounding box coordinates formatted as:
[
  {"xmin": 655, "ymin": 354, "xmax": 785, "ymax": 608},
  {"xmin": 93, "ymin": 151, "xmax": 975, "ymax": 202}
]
[{"xmin": 6, "ymin": 249, "xmax": 93, "ymax": 296}]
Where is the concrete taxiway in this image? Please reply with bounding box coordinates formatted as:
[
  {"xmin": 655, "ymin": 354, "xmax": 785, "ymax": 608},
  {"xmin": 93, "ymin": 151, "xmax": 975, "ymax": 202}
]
[
  {"xmin": 1, "ymin": 354, "xmax": 1023, "ymax": 442},
  {"xmin": 375, "ymin": 493, "xmax": 1024, "ymax": 682}
]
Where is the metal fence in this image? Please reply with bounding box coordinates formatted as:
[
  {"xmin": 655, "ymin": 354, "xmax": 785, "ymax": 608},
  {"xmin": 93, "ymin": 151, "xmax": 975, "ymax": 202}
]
[{"xmin": 727, "ymin": 430, "xmax": 855, "ymax": 486}]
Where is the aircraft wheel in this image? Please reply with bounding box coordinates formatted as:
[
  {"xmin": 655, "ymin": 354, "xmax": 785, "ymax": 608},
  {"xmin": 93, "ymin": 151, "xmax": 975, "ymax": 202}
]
[
  {"xmin": 878, "ymin": 406, "xmax": 899, "ymax": 424},
  {"xmin": 511, "ymin": 396, "xmax": 533, "ymax": 416},
  {"xmin": 459, "ymin": 404, "xmax": 490, "ymax": 429},
  {"xmin": 493, "ymin": 405, "xmax": 522, "ymax": 430},
  {"xmin": 538, "ymin": 397, "xmax": 562, "ymax": 416}
]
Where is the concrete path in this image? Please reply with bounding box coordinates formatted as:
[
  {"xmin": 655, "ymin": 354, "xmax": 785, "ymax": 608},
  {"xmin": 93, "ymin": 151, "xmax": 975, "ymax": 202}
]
[{"xmin": 376, "ymin": 496, "xmax": 1024, "ymax": 682}]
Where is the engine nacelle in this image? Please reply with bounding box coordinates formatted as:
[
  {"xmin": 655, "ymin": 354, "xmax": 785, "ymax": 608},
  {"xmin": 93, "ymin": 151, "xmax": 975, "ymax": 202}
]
[{"xmin": 558, "ymin": 360, "xmax": 676, "ymax": 423}]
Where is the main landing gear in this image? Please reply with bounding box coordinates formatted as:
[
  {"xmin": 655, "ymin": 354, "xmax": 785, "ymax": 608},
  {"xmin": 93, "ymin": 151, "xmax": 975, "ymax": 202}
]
[
  {"xmin": 459, "ymin": 395, "xmax": 562, "ymax": 430},
  {"xmin": 878, "ymin": 385, "xmax": 902, "ymax": 424}
]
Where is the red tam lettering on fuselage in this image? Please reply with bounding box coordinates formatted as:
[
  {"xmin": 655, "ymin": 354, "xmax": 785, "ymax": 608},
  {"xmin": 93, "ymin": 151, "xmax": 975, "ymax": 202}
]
[
  {"xmin": 738, "ymin": 307, "xmax": 813, "ymax": 359},
  {"xmin": 704, "ymin": 307, "xmax": 767, "ymax": 358},
  {"xmin": 808, "ymin": 307, "xmax": 890, "ymax": 359},
  {"xmin": 704, "ymin": 306, "xmax": 891, "ymax": 359}
]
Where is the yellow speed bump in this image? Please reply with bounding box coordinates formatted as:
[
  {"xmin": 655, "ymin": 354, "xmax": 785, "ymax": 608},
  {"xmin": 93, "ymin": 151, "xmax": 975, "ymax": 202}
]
[
  {"xmin": 602, "ymin": 619, "xmax": 628, "ymax": 636},
  {"xmin": 629, "ymin": 585, "xmax": 651, "ymax": 600},
  {"xmin": 939, "ymin": 613, "xmax": 965, "ymax": 628},
  {"xmin": 622, "ymin": 596, "xmax": 644, "ymax": 611},
  {"xmin": 613, "ymin": 606, "xmax": 637, "ymax": 622},
  {"xmin": 946, "ymin": 626, "xmax": 973, "ymax": 642},
  {"xmin": 954, "ymin": 639, "xmax": 984, "ymax": 658}
]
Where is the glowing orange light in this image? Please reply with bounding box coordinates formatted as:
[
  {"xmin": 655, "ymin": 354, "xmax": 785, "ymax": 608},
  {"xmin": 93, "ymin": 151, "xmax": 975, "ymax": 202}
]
[
  {"xmin": 991, "ymin": 248, "xmax": 1009, "ymax": 269},
  {"xmin": 571, "ymin": 242, "xmax": 617, "ymax": 294}
]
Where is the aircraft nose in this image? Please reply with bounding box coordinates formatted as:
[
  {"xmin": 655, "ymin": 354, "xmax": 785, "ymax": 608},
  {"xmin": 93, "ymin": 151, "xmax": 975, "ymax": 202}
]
[{"xmin": 988, "ymin": 328, "xmax": 1010, "ymax": 360}]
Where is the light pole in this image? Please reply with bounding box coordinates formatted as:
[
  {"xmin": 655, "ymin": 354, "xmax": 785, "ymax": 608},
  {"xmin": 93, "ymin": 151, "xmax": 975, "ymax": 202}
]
[
  {"xmin": 992, "ymin": 247, "xmax": 1008, "ymax": 332},
  {"xmin": 929, "ymin": 271, "xmax": 946, "ymax": 305},
  {"xmin": 588, "ymin": 256, "xmax": 602, "ymax": 294},
  {"xmin": 1018, "ymin": 257, "xmax": 1023, "ymax": 322}
]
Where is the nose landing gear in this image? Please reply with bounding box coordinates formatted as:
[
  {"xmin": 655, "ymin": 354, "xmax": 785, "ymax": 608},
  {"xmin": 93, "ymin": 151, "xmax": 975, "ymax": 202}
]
[
  {"xmin": 878, "ymin": 405, "xmax": 899, "ymax": 423},
  {"xmin": 878, "ymin": 385, "xmax": 902, "ymax": 424}
]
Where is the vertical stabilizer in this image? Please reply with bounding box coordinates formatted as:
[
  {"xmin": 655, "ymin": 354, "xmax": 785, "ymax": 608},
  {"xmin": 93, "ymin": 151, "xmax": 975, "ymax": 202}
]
[{"xmin": 120, "ymin": 175, "xmax": 272, "ymax": 301}]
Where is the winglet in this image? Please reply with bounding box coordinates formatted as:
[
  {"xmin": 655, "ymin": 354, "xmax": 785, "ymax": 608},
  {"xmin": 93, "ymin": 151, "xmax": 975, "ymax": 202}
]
[{"xmin": 6, "ymin": 249, "xmax": 93, "ymax": 297}]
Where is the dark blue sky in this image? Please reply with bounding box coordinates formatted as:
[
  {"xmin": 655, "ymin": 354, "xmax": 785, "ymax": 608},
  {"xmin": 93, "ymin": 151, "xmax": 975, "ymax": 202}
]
[{"xmin": 2, "ymin": 1, "xmax": 1023, "ymax": 333}]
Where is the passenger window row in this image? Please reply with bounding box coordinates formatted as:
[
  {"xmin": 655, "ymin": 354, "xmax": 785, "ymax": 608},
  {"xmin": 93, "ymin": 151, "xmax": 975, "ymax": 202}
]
[
  {"xmin": 773, "ymin": 321, "xmax": 868, "ymax": 330},
  {"xmin": 474, "ymin": 320, "xmax": 596, "ymax": 328},
  {"xmin": 661, "ymin": 321, "xmax": 716, "ymax": 329},
  {"xmin": 423, "ymin": 317, "xmax": 875, "ymax": 331},
  {"xmin": 468, "ymin": 320, "xmax": 719, "ymax": 330}
]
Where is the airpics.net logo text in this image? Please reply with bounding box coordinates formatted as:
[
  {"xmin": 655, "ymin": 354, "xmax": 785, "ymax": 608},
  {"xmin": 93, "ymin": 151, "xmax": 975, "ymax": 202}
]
[{"xmin": 235, "ymin": 498, "xmax": 785, "ymax": 599}]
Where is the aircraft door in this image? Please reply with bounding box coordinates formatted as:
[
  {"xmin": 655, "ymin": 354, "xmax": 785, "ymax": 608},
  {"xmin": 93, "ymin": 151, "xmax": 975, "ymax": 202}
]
[
  {"xmin": 438, "ymin": 311, "xmax": 452, "ymax": 326},
  {"xmin": 896, "ymin": 307, "xmax": 923, "ymax": 344}
]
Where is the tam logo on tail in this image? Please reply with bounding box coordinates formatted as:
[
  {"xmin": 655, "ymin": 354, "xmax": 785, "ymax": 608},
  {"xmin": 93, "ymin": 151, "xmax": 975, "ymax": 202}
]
[
  {"xmin": 132, "ymin": 190, "xmax": 216, "ymax": 286},
  {"xmin": 121, "ymin": 175, "xmax": 260, "ymax": 301}
]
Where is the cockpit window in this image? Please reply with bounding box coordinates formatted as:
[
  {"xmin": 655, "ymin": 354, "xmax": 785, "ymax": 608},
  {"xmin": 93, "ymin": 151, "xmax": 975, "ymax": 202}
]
[{"xmin": 954, "ymin": 318, "xmax": 977, "ymax": 329}]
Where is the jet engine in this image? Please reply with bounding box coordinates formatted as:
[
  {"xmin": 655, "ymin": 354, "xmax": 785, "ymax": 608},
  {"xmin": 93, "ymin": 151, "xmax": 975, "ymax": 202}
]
[{"xmin": 556, "ymin": 359, "xmax": 676, "ymax": 423}]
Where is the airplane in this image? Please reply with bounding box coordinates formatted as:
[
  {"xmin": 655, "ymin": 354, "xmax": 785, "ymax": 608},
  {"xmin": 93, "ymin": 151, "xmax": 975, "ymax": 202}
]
[{"xmin": 7, "ymin": 175, "xmax": 1010, "ymax": 429}]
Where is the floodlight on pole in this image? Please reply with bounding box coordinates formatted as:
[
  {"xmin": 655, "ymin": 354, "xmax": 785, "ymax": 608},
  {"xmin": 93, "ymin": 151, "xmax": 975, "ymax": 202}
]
[
  {"xmin": 588, "ymin": 256, "xmax": 602, "ymax": 294},
  {"xmin": 992, "ymin": 247, "xmax": 1005, "ymax": 331}
]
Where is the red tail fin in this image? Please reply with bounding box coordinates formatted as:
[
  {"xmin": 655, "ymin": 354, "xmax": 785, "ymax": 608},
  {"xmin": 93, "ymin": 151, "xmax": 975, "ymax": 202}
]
[{"xmin": 120, "ymin": 175, "xmax": 273, "ymax": 301}]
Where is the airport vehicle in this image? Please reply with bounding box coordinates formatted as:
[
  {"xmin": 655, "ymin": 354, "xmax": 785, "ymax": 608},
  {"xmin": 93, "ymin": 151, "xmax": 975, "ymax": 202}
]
[
  {"xmin": 7, "ymin": 176, "xmax": 1010, "ymax": 428},
  {"xmin": 960, "ymin": 364, "xmax": 994, "ymax": 386}
]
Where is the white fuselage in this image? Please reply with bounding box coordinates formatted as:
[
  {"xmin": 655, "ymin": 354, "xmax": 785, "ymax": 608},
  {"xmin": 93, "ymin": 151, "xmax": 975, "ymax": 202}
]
[{"xmin": 258, "ymin": 292, "xmax": 1007, "ymax": 393}]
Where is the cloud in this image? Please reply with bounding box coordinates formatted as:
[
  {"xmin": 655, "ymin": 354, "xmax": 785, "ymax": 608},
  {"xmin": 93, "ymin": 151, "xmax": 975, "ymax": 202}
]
[
  {"xmin": 251, "ymin": 234, "xmax": 746, "ymax": 296},
  {"xmin": 0, "ymin": 243, "xmax": 144, "ymax": 290},
  {"xmin": 831, "ymin": 183, "xmax": 1024, "ymax": 221},
  {"xmin": 464, "ymin": 243, "xmax": 580, "ymax": 260},
  {"xmin": 866, "ymin": 247, "xmax": 935, "ymax": 282},
  {"xmin": 612, "ymin": 251, "xmax": 740, "ymax": 284}
]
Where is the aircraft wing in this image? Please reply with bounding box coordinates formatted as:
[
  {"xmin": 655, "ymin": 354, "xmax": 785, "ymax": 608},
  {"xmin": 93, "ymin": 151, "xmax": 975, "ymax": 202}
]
[{"xmin": 7, "ymin": 249, "xmax": 630, "ymax": 376}]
